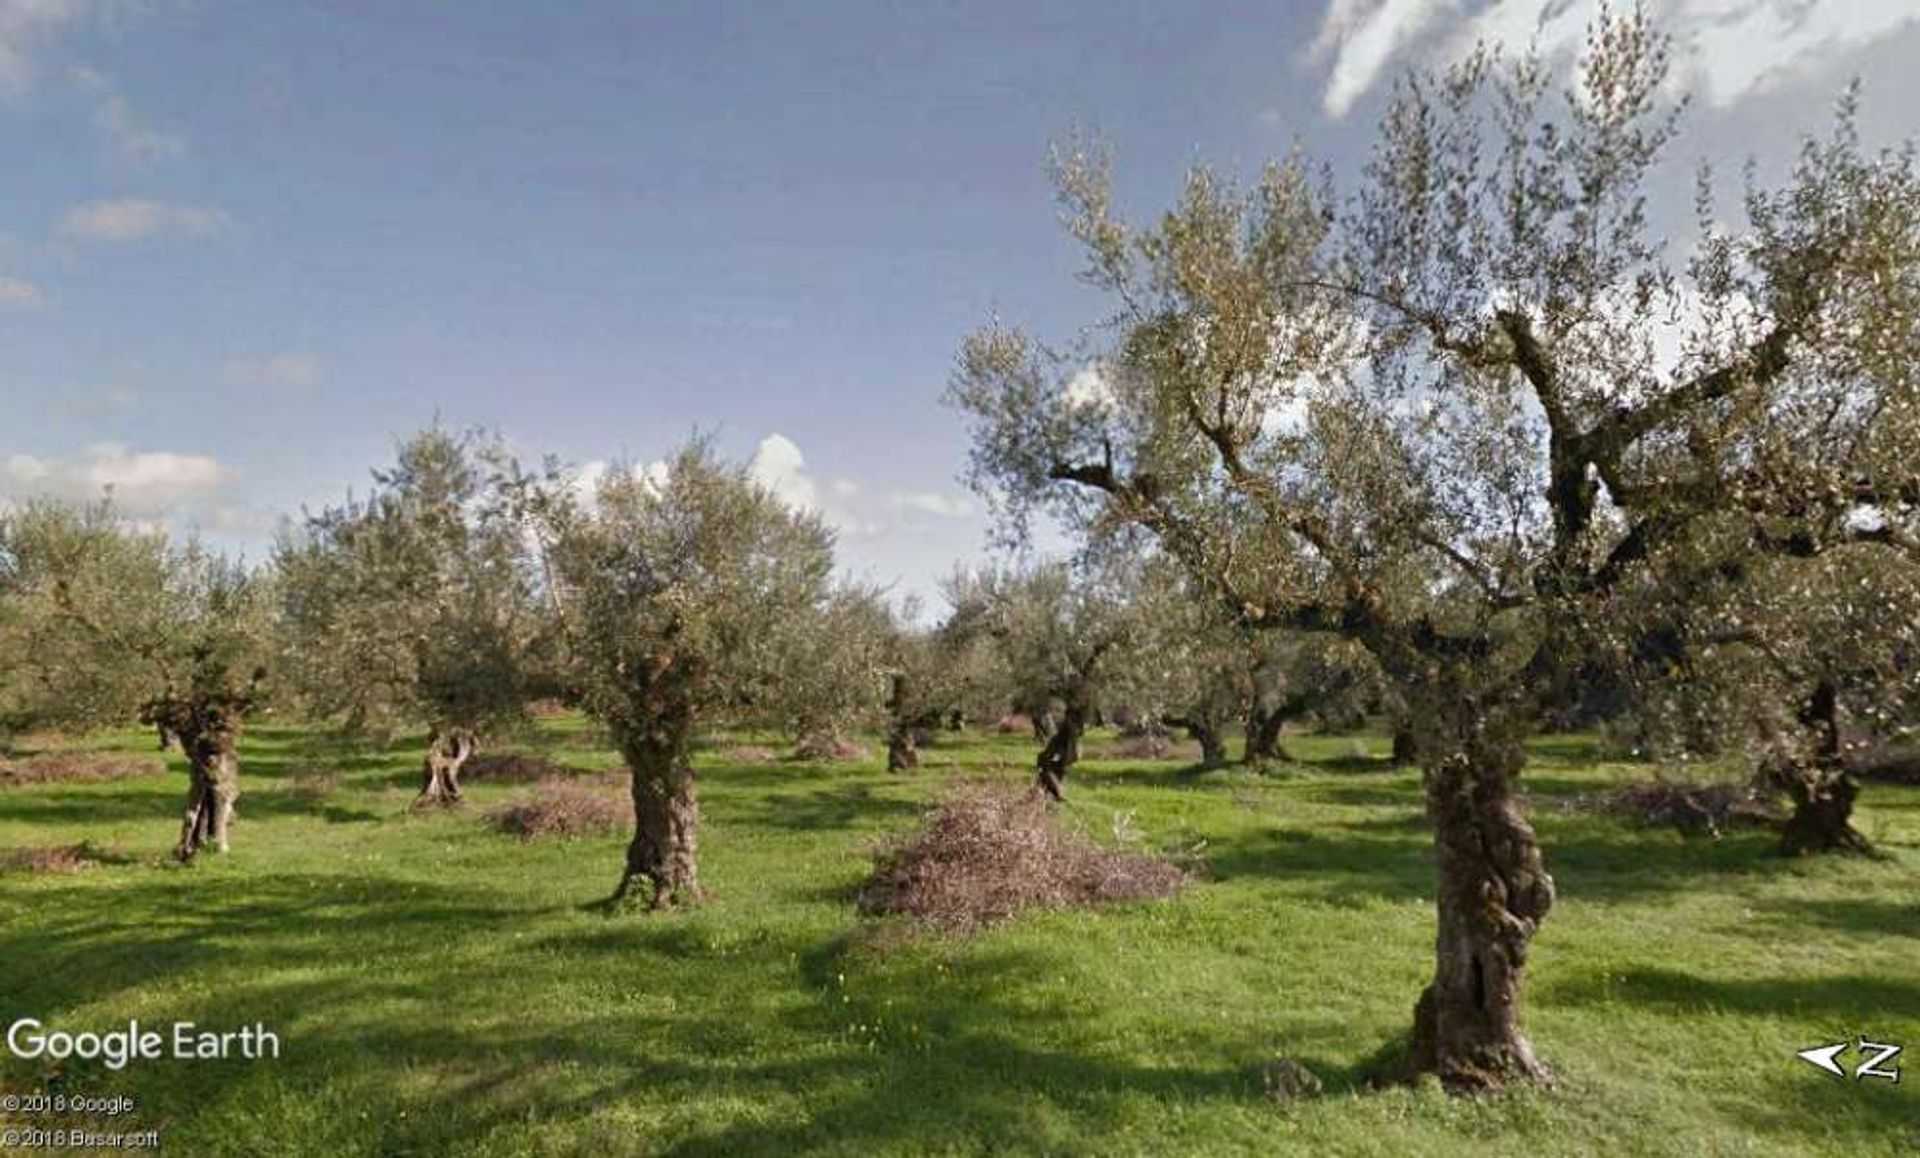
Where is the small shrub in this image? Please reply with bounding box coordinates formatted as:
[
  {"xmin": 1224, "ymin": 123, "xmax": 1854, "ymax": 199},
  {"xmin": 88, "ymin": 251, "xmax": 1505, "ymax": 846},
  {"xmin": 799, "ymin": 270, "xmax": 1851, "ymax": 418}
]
[
  {"xmin": 791, "ymin": 735, "xmax": 868, "ymax": 762},
  {"xmin": 1, "ymin": 841, "xmax": 133, "ymax": 874},
  {"xmin": 1111, "ymin": 734, "xmax": 1174, "ymax": 760},
  {"xmin": 0, "ymin": 752, "xmax": 165, "ymax": 787},
  {"xmin": 485, "ymin": 779, "xmax": 629, "ymax": 841},
  {"xmin": 859, "ymin": 781, "xmax": 1190, "ymax": 931},
  {"xmin": 1578, "ymin": 776, "xmax": 1780, "ymax": 839},
  {"xmin": 464, "ymin": 752, "xmax": 595, "ymax": 783}
]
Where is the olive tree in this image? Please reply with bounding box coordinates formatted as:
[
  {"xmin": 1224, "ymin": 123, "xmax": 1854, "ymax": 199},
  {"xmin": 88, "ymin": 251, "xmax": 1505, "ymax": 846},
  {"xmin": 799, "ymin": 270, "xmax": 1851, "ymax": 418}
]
[
  {"xmin": 1615, "ymin": 532, "xmax": 1919, "ymax": 854},
  {"xmin": 949, "ymin": 10, "xmax": 1914, "ymax": 1089},
  {"xmin": 276, "ymin": 426, "xmax": 542, "ymax": 806},
  {"xmin": 545, "ymin": 439, "xmax": 840, "ymax": 908},
  {"xmin": 979, "ymin": 558, "xmax": 1149, "ymax": 800},
  {"xmin": 879, "ymin": 577, "xmax": 1017, "ymax": 771},
  {"xmin": 0, "ymin": 499, "xmax": 271, "ymax": 860}
]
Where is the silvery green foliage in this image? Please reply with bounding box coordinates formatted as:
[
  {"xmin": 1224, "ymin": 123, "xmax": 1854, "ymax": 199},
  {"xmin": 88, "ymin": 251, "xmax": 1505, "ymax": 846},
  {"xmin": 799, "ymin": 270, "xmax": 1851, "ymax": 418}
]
[
  {"xmin": 777, "ymin": 581, "xmax": 896, "ymax": 744},
  {"xmin": 975, "ymin": 556, "xmax": 1157, "ymax": 724},
  {"xmin": 0, "ymin": 498, "xmax": 271, "ymax": 737},
  {"xmin": 949, "ymin": 8, "xmax": 1916, "ymax": 724},
  {"xmin": 545, "ymin": 438, "xmax": 841, "ymax": 739},
  {"xmin": 275, "ymin": 425, "xmax": 541, "ymax": 738}
]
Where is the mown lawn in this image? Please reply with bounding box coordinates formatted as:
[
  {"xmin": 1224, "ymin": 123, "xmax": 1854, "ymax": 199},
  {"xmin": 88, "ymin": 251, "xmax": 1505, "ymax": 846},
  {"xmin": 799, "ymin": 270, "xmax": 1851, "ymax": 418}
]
[{"xmin": 1, "ymin": 720, "xmax": 1915, "ymax": 1156}]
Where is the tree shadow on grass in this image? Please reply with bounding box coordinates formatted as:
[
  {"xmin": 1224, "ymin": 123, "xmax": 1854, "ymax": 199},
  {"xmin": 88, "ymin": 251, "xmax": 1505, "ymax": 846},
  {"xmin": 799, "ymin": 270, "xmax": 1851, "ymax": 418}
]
[
  {"xmin": 1746, "ymin": 896, "xmax": 1920, "ymax": 941},
  {"xmin": 726, "ymin": 783, "xmax": 924, "ymax": 834},
  {"xmin": 1199, "ymin": 810, "xmax": 1799, "ymax": 909},
  {"xmin": 1541, "ymin": 964, "xmax": 1920, "ymax": 1023}
]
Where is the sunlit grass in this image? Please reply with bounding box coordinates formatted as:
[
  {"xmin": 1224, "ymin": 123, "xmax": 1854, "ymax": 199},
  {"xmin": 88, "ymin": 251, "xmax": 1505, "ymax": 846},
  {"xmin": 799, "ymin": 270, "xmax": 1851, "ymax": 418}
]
[{"xmin": 1, "ymin": 721, "xmax": 1914, "ymax": 1155}]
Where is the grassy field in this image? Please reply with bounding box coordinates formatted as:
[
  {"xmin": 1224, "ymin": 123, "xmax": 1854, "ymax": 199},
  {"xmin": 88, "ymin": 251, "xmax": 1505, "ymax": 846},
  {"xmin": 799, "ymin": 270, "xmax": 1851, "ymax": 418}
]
[{"xmin": 1, "ymin": 720, "xmax": 1915, "ymax": 1156}]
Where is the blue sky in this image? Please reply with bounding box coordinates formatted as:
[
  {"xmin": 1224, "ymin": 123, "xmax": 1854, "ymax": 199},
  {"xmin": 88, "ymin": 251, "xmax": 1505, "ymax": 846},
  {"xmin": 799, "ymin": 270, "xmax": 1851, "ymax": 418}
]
[{"xmin": 3, "ymin": 1, "xmax": 1917, "ymax": 607}]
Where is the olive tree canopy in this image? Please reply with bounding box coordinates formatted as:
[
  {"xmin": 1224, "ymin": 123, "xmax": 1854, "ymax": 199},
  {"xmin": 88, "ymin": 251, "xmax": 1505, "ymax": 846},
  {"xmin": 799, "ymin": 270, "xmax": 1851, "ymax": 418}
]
[
  {"xmin": 0, "ymin": 499, "xmax": 272, "ymax": 859},
  {"xmin": 545, "ymin": 437, "xmax": 841, "ymax": 907},
  {"xmin": 276, "ymin": 425, "xmax": 544, "ymax": 805},
  {"xmin": 949, "ymin": 9, "xmax": 1916, "ymax": 1089}
]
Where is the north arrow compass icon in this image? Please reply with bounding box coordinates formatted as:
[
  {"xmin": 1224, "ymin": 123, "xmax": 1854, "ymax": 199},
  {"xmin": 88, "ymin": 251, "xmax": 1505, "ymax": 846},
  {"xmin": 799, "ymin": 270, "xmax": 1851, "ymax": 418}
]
[
  {"xmin": 1795, "ymin": 1042, "xmax": 1849, "ymax": 1077},
  {"xmin": 1795, "ymin": 1039, "xmax": 1902, "ymax": 1082}
]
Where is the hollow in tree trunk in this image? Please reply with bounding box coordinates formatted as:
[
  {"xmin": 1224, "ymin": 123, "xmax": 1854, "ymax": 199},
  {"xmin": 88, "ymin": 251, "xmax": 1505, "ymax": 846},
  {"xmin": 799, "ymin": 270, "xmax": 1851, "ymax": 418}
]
[
  {"xmin": 415, "ymin": 726, "xmax": 477, "ymax": 807},
  {"xmin": 1776, "ymin": 680, "xmax": 1872, "ymax": 855},
  {"xmin": 885, "ymin": 674, "xmax": 919, "ymax": 773},
  {"xmin": 1035, "ymin": 701, "xmax": 1086, "ymax": 801},
  {"xmin": 1397, "ymin": 723, "xmax": 1555, "ymax": 1092}
]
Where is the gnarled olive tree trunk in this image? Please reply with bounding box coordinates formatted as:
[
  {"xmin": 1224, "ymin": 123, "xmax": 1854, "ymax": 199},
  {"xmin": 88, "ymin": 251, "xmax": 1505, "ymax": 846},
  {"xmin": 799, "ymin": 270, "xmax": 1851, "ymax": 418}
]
[
  {"xmin": 612, "ymin": 664, "xmax": 702, "ymax": 908},
  {"xmin": 415, "ymin": 726, "xmax": 477, "ymax": 807},
  {"xmin": 146, "ymin": 698, "xmax": 245, "ymax": 863},
  {"xmin": 1035, "ymin": 701, "xmax": 1087, "ymax": 801},
  {"xmin": 1166, "ymin": 712, "xmax": 1228, "ymax": 768},
  {"xmin": 1400, "ymin": 718, "xmax": 1556, "ymax": 1091},
  {"xmin": 1775, "ymin": 680, "xmax": 1871, "ymax": 856},
  {"xmin": 884, "ymin": 673, "xmax": 919, "ymax": 773},
  {"xmin": 1242, "ymin": 704, "xmax": 1291, "ymax": 765}
]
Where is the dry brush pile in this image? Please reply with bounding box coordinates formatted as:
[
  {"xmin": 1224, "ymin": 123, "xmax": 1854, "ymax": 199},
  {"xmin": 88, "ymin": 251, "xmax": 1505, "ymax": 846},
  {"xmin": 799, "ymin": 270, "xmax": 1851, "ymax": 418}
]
[
  {"xmin": 0, "ymin": 751, "xmax": 165, "ymax": 787},
  {"xmin": 483, "ymin": 777, "xmax": 629, "ymax": 840},
  {"xmin": 859, "ymin": 780, "xmax": 1190, "ymax": 931}
]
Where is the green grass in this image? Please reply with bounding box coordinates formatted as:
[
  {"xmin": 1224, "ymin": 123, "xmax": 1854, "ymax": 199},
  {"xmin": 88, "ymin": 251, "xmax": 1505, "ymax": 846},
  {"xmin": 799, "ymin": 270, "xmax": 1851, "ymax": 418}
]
[{"xmin": 2, "ymin": 721, "xmax": 1916, "ymax": 1156}]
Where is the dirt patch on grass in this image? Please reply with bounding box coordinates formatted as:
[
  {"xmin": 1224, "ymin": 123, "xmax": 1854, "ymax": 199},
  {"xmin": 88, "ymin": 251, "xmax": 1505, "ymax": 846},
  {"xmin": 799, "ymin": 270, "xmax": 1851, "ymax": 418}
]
[
  {"xmin": 1, "ymin": 841, "xmax": 136, "ymax": 874},
  {"xmin": 859, "ymin": 781, "xmax": 1191, "ymax": 932},
  {"xmin": 464, "ymin": 752, "xmax": 598, "ymax": 783},
  {"xmin": 0, "ymin": 751, "xmax": 165, "ymax": 787},
  {"xmin": 720, "ymin": 745, "xmax": 779, "ymax": 764},
  {"xmin": 484, "ymin": 779, "xmax": 629, "ymax": 840}
]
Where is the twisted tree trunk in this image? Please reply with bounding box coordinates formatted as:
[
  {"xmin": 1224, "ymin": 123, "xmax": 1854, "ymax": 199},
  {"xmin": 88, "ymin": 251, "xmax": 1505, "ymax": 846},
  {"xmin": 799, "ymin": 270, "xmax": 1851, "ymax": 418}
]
[
  {"xmin": 142, "ymin": 695, "xmax": 247, "ymax": 862},
  {"xmin": 1399, "ymin": 722, "xmax": 1556, "ymax": 1091},
  {"xmin": 885, "ymin": 673, "xmax": 919, "ymax": 773},
  {"xmin": 612, "ymin": 661, "xmax": 703, "ymax": 909},
  {"xmin": 1390, "ymin": 726, "xmax": 1417, "ymax": 767},
  {"xmin": 1242, "ymin": 704, "xmax": 1291, "ymax": 765},
  {"xmin": 616, "ymin": 730, "xmax": 701, "ymax": 907},
  {"xmin": 1167, "ymin": 712, "xmax": 1227, "ymax": 768},
  {"xmin": 1777, "ymin": 680, "xmax": 1871, "ymax": 855},
  {"xmin": 415, "ymin": 726, "xmax": 476, "ymax": 807},
  {"xmin": 176, "ymin": 729, "xmax": 239, "ymax": 862},
  {"xmin": 1035, "ymin": 701, "xmax": 1087, "ymax": 801}
]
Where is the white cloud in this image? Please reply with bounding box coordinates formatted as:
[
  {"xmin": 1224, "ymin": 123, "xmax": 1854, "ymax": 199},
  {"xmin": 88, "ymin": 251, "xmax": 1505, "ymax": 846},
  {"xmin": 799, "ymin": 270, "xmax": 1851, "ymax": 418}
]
[
  {"xmin": 221, "ymin": 351, "xmax": 323, "ymax": 390},
  {"xmin": 58, "ymin": 198, "xmax": 226, "ymax": 242},
  {"xmin": 746, "ymin": 432, "xmax": 818, "ymax": 512},
  {"xmin": 1063, "ymin": 363, "xmax": 1116, "ymax": 412},
  {"xmin": 0, "ymin": 275, "xmax": 43, "ymax": 305},
  {"xmin": 73, "ymin": 66, "xmax": 185, "ymax": 161},
  {"xmin": 1311, "ymin": 0, "xmax": 1920, "ymax": 117},
  {"xmin": 1312, "ymin": 0, "xmax": 1450, "ymax": 117},
  {"xmin": 0, "ymin": 442, "xmax": 235, "ymax": 516},
  {"xmin": 0, "ymin": 0, "xmax": 87, "ymax": 92}
]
